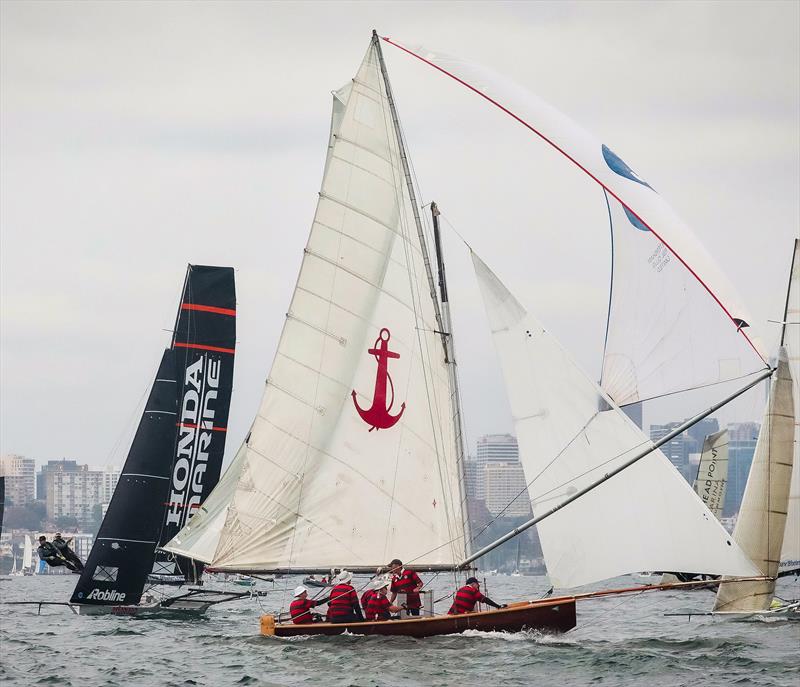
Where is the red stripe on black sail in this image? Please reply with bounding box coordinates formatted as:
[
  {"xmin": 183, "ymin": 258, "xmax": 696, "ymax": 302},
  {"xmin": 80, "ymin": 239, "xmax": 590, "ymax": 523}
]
[
  {"xmin": 70, "ymin": 350, "xmax": 179, "ymax": 606},
  {"xmin": 158, "ymin": 265, "xmax": 237, "ymax": 583}
]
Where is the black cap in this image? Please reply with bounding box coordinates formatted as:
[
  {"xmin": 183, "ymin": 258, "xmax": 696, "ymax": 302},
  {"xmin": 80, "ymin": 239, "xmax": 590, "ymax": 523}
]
[{"xmin": 465, "ymin": 577, "xmax": 479, "ymax": 585}]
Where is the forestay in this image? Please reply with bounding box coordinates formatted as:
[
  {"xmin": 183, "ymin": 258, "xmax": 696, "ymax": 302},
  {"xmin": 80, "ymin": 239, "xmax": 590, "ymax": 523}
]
[
  {"xmin": 714, "ymin": 349, "xmax": 795, "ymax": 611},
  {"xmin": 779, "ymin": 240, "xmax": 800, "ymax": 576},
  {"xmin": 472, "ymin": 253, "xmax": 759, "ymax": 589},
  {"xmin": 172, "ymin": 42, "xmax": 465, "ymax": 572},
  {"xmin": 383, "ymin": 38, "xmax": 767, "ymax": 406}
]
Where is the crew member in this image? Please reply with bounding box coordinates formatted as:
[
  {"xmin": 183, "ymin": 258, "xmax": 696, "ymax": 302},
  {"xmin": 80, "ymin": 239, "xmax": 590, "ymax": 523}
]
[
  {"xmin": 448, "ymin": 577, "xmax": 505, "ymax": 615},
  {"xmin": 36, "ymin": 536, "xmax": 78, "ymax": 571},
  {"xmin": 53, "ymin": 533, "xmax": 84, "ymax": 571},
  {"xmin": 326, "ymin": 570, "xmax": 364, "ymax": 623},
  {"xmin": 289, "ymin": 585, "xmax": 328, "ymax": 624},
  {"xmin": 387, "ymin": 558, "xmax": 423, "ymax": 616},
  {"xmin": 365, "ymin": 581, "xmax": 401, "ymax": 621}
]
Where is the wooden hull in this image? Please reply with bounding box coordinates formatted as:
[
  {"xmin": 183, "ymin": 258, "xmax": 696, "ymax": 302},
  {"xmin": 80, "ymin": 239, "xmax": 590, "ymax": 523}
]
[{"xmin": 262, "ymin": 597, "xmax": 576, "ymax": 638}]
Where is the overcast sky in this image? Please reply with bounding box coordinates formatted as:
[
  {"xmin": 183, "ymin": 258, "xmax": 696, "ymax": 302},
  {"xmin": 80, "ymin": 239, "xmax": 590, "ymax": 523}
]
[{"xmin": 1, "ymin": 1, "xmax": 798, "ymax": 470}]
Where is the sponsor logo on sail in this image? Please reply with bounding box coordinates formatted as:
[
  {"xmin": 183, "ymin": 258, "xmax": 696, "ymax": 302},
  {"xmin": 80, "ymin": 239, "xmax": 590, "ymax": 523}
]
[
  {"xmin": 166, "ymin": 355, "xmax": 221, "ymax": 529},
  {"xmin": 86, "ymin": 588, "xmax": 126, "ymax": 602},
  {"xmin": 352, "ymin": 328, "xmax": 406, "ymax": 431}
]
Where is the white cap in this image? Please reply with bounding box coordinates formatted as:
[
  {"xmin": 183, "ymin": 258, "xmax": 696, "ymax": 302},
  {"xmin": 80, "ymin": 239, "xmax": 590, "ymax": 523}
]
[
  {"xmin": 293, "ymin": 585, "xmax": 308, "ymax": 597},
  {"xmin": 369, "ymin": 576, "xmax": 390, "ymax": 591},
  {"xmin": 335, "ymin": 570, "xmax": 352, "ymax": 584}
]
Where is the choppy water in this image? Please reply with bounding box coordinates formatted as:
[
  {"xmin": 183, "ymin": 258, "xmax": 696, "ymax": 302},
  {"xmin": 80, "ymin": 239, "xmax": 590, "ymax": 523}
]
[{"xmin": 1, "ymin": 574, "xmax": 798, "ymax": 687}]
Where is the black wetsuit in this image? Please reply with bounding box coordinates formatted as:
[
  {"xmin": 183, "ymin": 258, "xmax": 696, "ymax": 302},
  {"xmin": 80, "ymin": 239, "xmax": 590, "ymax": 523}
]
[
  {"xmin": 53, "ymin": 536, "xmax": 84, "ymax": 571},
  {"xmin": 37, "ymin": 542, "xmax": 78, "ymax": 571}
]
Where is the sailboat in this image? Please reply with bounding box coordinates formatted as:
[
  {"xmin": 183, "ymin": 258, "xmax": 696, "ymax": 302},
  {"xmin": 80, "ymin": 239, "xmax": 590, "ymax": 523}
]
[
  {"xmin": 162, "ymin": 32, "xmax": 775, "ymax": 637},
  {"xmin": 69, "ymin": 264, "xmax": 246, "ymax": 615}
]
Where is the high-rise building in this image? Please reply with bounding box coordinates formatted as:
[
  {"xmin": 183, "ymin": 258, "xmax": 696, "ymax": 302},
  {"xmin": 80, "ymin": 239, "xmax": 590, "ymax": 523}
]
[
  {"xmin": 483, "ymin": 462, "xmax": 532, "ymax": 517},
  {"xmin": 45, "ymin": 465, "xmax": 104, "ymax": 525},
  {"xmin": 101, "ymin": 465, "xmax": 120, "ymax": 503},
  {"xmin": 37, "ymin": 460, "xmax": 80, "ymax": 500},
  {"xmin": 723, "ymin": 422, "xmax": 760, "ymax": 518},
  {"xmin": 649, "ymin": 422, "xmax": 695, "ymax": 482},
  {"xmin": 0, "ymin": 454, "xmax": 36, "ymax": 506},
  {"xmin": 475, "ymin": 434, "xmax": 519, "ymax": 500}
]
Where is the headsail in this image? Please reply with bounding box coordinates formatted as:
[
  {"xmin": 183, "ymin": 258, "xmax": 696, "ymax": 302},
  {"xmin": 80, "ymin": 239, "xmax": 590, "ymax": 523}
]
[
  {"xmin": 693, "ymin": 429, "xmax": 729, "ymax": 521},
  {"xmin": 472, "ymin": 252, "xmax": 759, "ymax": 588},
  {"xmin": 779, "ymin": 239, "xmax": 799, "ymax": 577},
  {"xmin": 22, "ymin": 534, "xmax": 32, "ymax": 571},
  {"xmin": 383, "ymin": 38, "xmax": 767, "ymax": 406},
  {"xmin": 178, "ymin": 41, "xmax": 465, "ymax": 573},
  {"xmin": 714, "ymin": 349, "xmax": 795, "ymax": 611}
]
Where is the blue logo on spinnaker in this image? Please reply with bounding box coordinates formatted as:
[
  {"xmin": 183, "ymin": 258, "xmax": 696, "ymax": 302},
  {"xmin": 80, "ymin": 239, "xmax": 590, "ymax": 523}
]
[
  {"xmin": 602, "ymin": 144, "xmax": 653, "ymax": 190},
  {"xmin": 623, "ymin": 206, "xmax": 649, "ymax": 232}
]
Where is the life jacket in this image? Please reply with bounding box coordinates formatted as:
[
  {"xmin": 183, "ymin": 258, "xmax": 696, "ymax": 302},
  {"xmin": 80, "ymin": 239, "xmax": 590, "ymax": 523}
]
[
  {"xmin": 37, "ymin": 542, "xmax": 57, "ymax": 560},
  {"xmin": 390, "ymin": 568, "xmax": 422, "ymax": 609},
  {"xmin": 327, "ymin": 583, "xmax": 358, "ymax": 619},
  {"xmin": 289, "ymin": 598, "xmax": 315, "ymax": 624},
  {"xmin": 448, "ymin": 585, "xmax": 484, "ymax": 615},
  {"xmin": 360, "ymin": 588, "xmax": 375, "ymax": 613},
  {"xmin": 365, "ymin": 594, "xmax": 392, "ymax": 621}
]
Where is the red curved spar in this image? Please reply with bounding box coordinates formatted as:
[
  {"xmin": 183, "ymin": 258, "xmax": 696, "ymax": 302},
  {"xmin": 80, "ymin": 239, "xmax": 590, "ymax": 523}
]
[{"xmin": 381, "ymin": 36, "xmax": 767, "ymax": 367}]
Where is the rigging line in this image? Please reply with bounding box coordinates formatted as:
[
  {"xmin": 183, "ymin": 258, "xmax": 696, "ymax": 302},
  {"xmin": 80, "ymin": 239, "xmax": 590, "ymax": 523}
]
[
  {"xmin": 600, "ymin": 189, "xmax": 615, "ymax": 376},
  {"xmin": 381, "ymin": 36, "xmax": 767, "ymax": 369},
  {"xmin": 619, "ymin": 367, "xmax": 771, "ymax": 408}
]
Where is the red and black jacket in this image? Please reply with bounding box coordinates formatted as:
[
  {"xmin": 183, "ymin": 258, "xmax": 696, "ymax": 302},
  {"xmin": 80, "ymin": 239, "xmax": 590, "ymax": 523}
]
[
  {"xmin": 448, "ymin": 585, "xmax": 500, "ymax": 615},
  {"xmin": 289, "ymin": 596, "xmax": 326, "ymax": 624},
  {"xmin": 365, "ymin": 594, "xmax": 393, "ymax": 621},
  {"xmin": 326, "ymin": 583, "xmax": 362, "ymax": 620},
  {"xmin": 360, "ymin": 588, "xmax": 375, "ymax": 613},
  {"xmin": 390, "ymin": 568, "xmax": 422, "ymax": 609}
]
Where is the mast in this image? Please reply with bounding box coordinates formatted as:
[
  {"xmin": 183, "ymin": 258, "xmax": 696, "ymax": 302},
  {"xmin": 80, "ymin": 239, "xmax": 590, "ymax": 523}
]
[
  {"xmin": 780, "ymin": 238, "xmax": 798, "ymax": 347},
  {"xmin": 458, "ymin": 366, "xmax": 775, "ymax": 569},
  {"xmin": 372, "ymin": 31, "xmax": 448, "ymax": 360},
  {"xmin": 431, "ymin": 201, "xmax": 472, "ymax": 551}
]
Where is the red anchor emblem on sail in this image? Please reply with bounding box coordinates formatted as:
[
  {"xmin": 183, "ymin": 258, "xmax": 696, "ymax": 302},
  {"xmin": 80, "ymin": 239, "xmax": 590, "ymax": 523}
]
[{"xmin": 352, "ymin": 328, "xmax": 406, "ymax": 431}]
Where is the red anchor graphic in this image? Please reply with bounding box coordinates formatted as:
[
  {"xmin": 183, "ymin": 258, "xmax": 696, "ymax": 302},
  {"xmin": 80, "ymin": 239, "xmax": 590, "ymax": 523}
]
[{"xmin": 352, "ymin": 328, "xmax": 406, "ymax": 431}]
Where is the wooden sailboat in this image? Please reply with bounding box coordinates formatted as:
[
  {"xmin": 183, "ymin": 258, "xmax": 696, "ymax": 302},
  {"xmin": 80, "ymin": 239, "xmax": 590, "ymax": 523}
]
[{"xmin": 161, "ymin": 32, "xmax": 779, "ymax": 637}]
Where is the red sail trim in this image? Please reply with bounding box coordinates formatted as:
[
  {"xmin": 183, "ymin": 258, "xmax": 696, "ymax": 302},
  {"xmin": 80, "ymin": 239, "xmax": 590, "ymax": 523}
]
[
  {"xmin": 176, "ymin": 422, "xmax": 227, "ymax": 433},
  {"xmin": 381, "ymin": 36, "xmax": 767, "ymax": 367},
  {"xmin": 174, "ymin": 342, "xmax": 235, "ymax": 354},
  {"xmin": 181, "ymin": 303, "xmax": 236, "ymax": 316}
]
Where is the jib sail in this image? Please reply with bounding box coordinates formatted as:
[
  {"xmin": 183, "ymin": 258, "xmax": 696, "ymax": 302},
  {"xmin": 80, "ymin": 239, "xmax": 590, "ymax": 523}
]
[{"xmin": 71, "ymin": 265, "xmax": 236, "ymax": 606}]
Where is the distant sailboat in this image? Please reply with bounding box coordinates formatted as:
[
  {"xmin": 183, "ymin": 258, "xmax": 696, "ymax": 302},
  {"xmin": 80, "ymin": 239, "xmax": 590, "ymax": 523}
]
[{"xmin": 165, "ymin": 32, "xmax": 770, "ymax": 638}]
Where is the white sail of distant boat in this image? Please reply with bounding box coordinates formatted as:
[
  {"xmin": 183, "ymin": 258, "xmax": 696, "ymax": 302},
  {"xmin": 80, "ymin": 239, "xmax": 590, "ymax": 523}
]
[
  {"xmin": 778, "ymin": 239, "xmax": 799, "ymax": 577},
  {"xmin": 166, "ymin": 38, "xmax": 466, "ymax": 574},
  {"xmin": 714, "ymin": 348, "xmax": 795, "ymax": 612},
  {"xmin": 10, "ymin": 551, "xmax": 17, "ymax": 575},
  {"xmin": 470, "ymin": 253, "xmax": 758, "ymax": 588},
  {"xmin": 22, "ymin": 534, "xmax": 32, "ymax": 572},
  {"xmin": 693, "ymin": 429, "xmax": 729, "ymax": 521}
]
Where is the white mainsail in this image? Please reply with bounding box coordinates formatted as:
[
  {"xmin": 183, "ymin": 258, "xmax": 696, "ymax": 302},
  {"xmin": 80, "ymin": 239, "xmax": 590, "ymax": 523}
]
[
  {"xmin": 779, "ymin": 240, "xmax": 799, "ymax": 576},
  {"xmin": 472, "ymin": 252, "xmax": 759, "ymax": 589},
  {"xmin": 166, "ymin": 41, "xmax": 465, "ymax": 572},
  {"xmin": 714, "ymin": 349, "xmax": 795, "ymax": 611},
  {"xmin": 383, "ymin": 38, "xmax": 767, "ymax": 407},
  {"xmin": 693, "ymin": 429, "xmax": 729, "ymax": 521}
]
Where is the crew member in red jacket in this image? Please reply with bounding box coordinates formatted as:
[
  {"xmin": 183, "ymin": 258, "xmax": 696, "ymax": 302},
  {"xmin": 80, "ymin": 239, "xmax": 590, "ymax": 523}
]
[
  {"xmin": 365, "ymin": 580, "xmax": 401, "ymax": 621},
  {"xmin": 289, "ymin": 585, "xmax": 328, "ymax": 624},
  {"xmin": 387, "ymin": 558, "xmax": 423, "ymax": 616},
  {"xmin": 448, "ymin": 577, "xmax": 506, "ymax": 615},
  {"xmin": 326, "ymin": 570, "xmax": 364, "ymax": 623}
]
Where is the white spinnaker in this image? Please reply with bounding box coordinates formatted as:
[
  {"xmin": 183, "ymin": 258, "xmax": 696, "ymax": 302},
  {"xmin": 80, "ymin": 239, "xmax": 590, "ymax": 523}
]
[
  {"xmin": 779, "ymin": 240, "xmax": 800, "ymax": 576},
  {"xmin": 600, "ymin": 195, "xmax": 761, "ymax": 405},
  {"xmin": 203, "ymin": 43, "xmax": 463, "ymax": 571},
  {"xmin": 693, "ymin": 429, "xmax": 729, "ymax": 522},
  {"xmin": 714, "ymin": 349, "xmax": 795, "ymax": 611},
  {"xmin": 22, "ymin": 534, "xmax": 32, "ymax": 569},
  {"xmin": 385, "ymin": 38, "xmax": 766, "ymax": 406},
  {"xmin": 472, "ymin": 253, "xmax": 759, "ymax": 589},
  {"xmin": 163, "ymin": 444, "xmax": 247, "ymax": 564}
]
